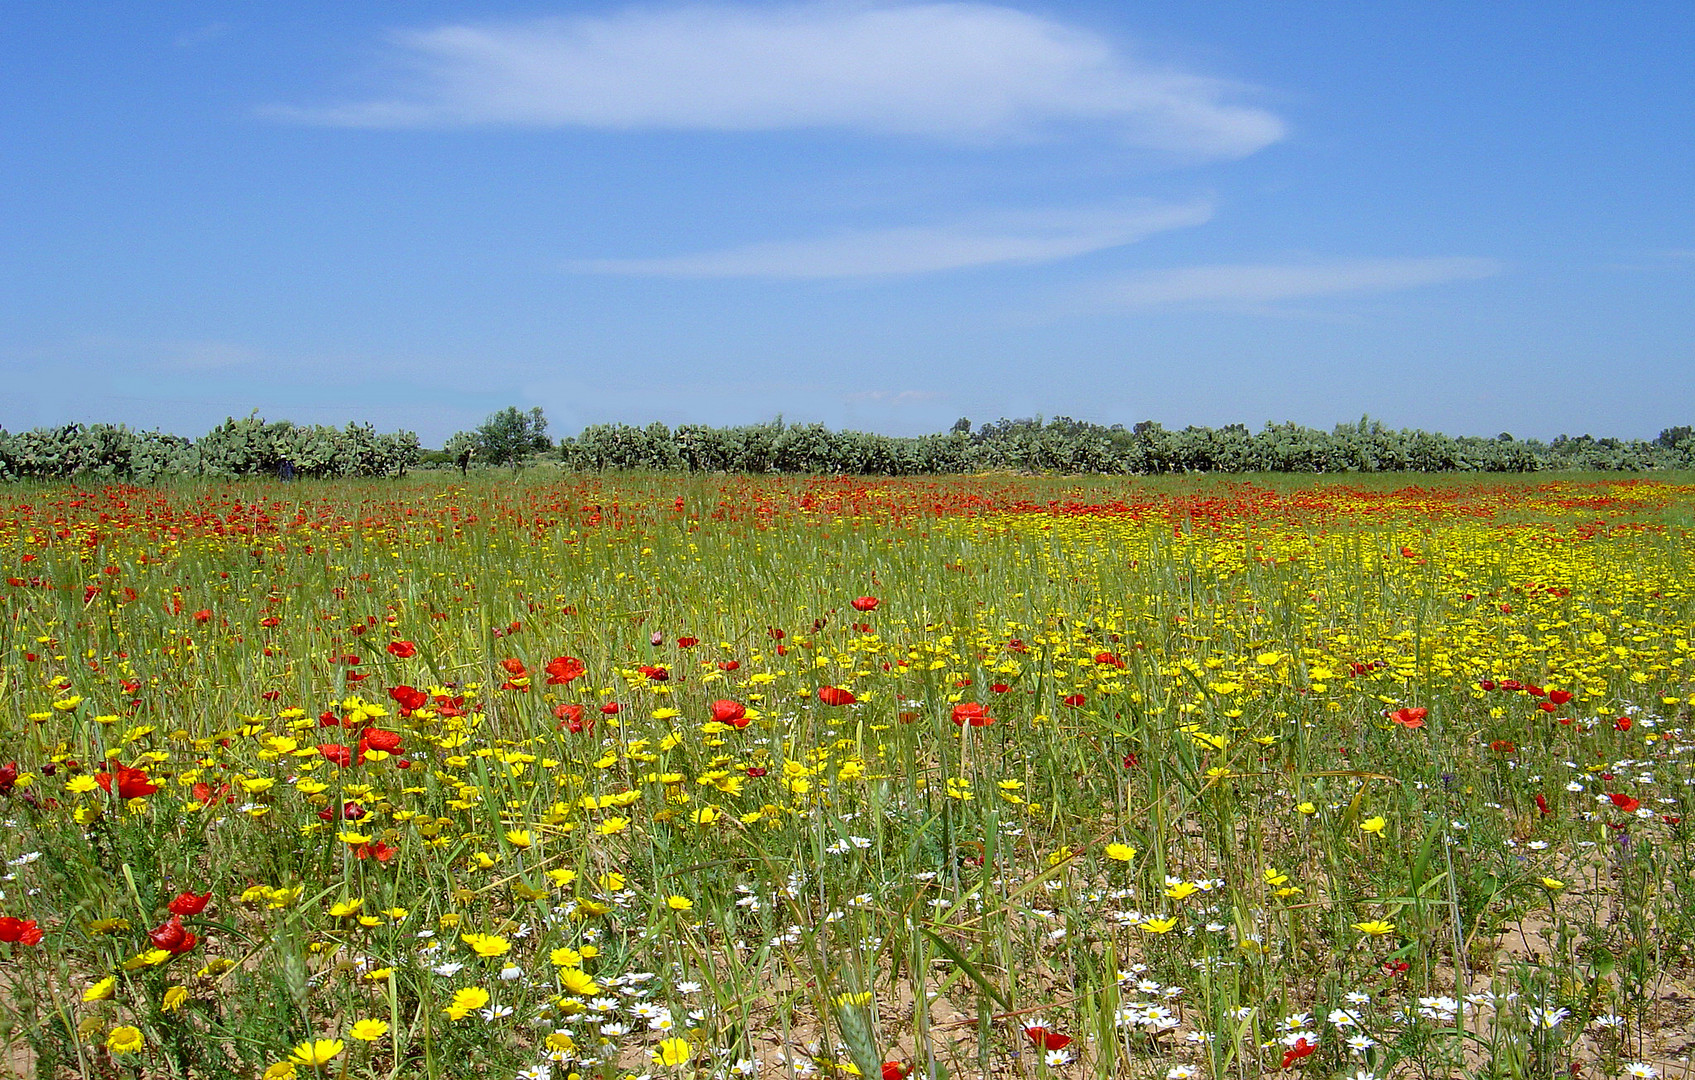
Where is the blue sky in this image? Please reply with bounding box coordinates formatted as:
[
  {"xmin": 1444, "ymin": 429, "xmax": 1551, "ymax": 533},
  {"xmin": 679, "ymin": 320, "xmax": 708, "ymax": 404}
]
[{"xmin": 3, "ymin": 2, "xmax": 1691, "ymax": 446}]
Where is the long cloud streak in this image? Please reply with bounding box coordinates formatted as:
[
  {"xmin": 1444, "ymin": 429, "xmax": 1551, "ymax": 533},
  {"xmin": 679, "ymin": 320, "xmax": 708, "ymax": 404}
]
[
  {"xmin": 271, "ymin": 3, "xmax": 1284, "ymax": 156},
  {"xmin": 564, "ymin": 200, "xmax": 1214, "ymax": 278}
]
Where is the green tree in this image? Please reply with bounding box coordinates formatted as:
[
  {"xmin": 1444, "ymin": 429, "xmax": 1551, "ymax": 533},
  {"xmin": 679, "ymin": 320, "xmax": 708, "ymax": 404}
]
[{"xmin": 473, "ymin": 406, "xmax": 551, "ymax": 470}]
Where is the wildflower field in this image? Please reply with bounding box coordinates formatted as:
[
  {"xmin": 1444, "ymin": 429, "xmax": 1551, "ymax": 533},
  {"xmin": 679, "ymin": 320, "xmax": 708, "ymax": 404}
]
[{"xmin": 3, "ymin": 472, "xmax": 1694, "ymax": 1080}]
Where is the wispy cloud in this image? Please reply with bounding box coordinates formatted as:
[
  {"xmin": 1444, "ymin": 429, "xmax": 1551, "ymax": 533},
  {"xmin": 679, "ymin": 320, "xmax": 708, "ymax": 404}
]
[
  {"xmin": 174, "ymin": 21, "xmax": 231, "ymax": 49},
  {"xmin": 843, "ymin": 389, "xmax": 941, "ymax": 404},
  {"xmin": 269, "ymin": 3, "xmax": 1284, "ymax": 156},
  {"xmin": 1094, "ymin": 256, "xmax": 1502, "ymax": 307},
  {"xmin": 565, "ymin": 200, "xmax": 1212, "ymax": 279}
]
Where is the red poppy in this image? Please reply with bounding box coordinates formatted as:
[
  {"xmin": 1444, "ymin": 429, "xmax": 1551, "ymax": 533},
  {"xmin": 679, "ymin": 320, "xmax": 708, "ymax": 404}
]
[
  {"xmin": 746, "ymin": 767, "xmax": 768, "ymax": 778},
  {"xmin": 193, "ymin": 609, "xmax": 212, "ymax": 623},
  {"xmin": 362, "ymin": 729, "xmax": 403, "ymax": 753},
  {"xmin": 1478, "ymin": 678, "xmax": 1497, "ymax": 690},
  {"xmin": 500, "ymin": 658, "xmax": 527, "ymax": 676},
  {"xmin": 0, "ymin": 916, "xmax": 43, "ymax": 945},
  {"xmin": 192, "ymin": 782, "xmax": 232, "ymax": 806},
  {"xmin": 1536, "ymin": 701, "xmax": 1557, "ymax": 713},
  {"xmin": 1389, "ymin": 707, "xmax": 1428, "ymax": 729},
  {"xmin": 167, "ymin": 891, "xmax": 211, "ymax": 916},
  {"xmin": 354, "ymin": 841, "xmax": 396, "ymax": 862},
  {"xmin": 990, "ymin": 683, "xmax": 1010, "ymax": 693},
  {"xmin": 1280, "ymin": 1037, "xmax": 1315, "ymax": 1068},
  {"xmin": 1548, "ymin": 689, "xmax": 1572, "ymax": 705},
  {"xmin": 388, "ymin": 685, "xmax": 428, "ymax": 712},
  {"xmin": 1061, "ymin": 694, "xmax": 1087, "ymax": 708},
  {"xmin": 637, "ymin": 665, "xmax": 670, "ymax": 682},
  {"xmin": 1489, "ymin": 740, "xmax": 1516, "ymax": 754},
  {"xmin": 677, "ymin": 636, "xmax": 700, "ymax": 648},
  {"xmin": 817, "ymin": 687, "xmax": 857, "ymax": 707},
  {"xmin": 546, "ymin": 655, "xmax": 586, "ymax": 685},
  {"xmin": 386, "ymin": 640, "xmax": 417, "ymax": 659},
  {"xmin": 147, "ymin": 914, "xmax": 198, "ymax": 955},
  {"xmin": 1093, "ymin": 652, "xmax": 1125, "ymax": 668},
  {"xmin": 1615, "ymin": 716, "xmax": 1633, "ymax": 731},
  {"xmin": 317, "ymin": 743, "xmax": 353, "ymax": 768},
  {"xmin": 0, "ymin": 761, "xmax": 16, "ymax": 797},
  {"xmin": 1383, "ymin": 959, "xmax": 1409, "ymax": 976},
  {"xmin": 717, "ymin": 660, "xmax": 740, "ymax": 672},
  {"xmin": 599, "ymin": 702, "xmax": 621, "ymax": 715},
  {"xmin": 710, "ymin": 699, "xmax": 749, "ymax": 728},
  {"xmin": 1524, "ymin": 684, "xmax": 1546, "ymax": 698},
  {"xmin": 95, "ymin": 765, "xmax": 158, "ymax": 799},
  {"xmin": 881, "ymin": 1064, "xmax": 911, "ymax": 1080},
  {"xmin": 554, "ymin": 703, "xmax": 591, "ymax": 733},
  {"xmin": 1017, "ymin": 1024, "xmax": 1071, "ymax": 1051},
  {"xmin": 1535, "ymin": 793, "xmax": 1551, "ymax": 815},
  {"xmin": 950, "ymin": 703, "xmax": 993, "ymax": 727},
  {"xmin": 1024, "ymin": 1027, "xmax": 1071, "ymax": 1051},
  {"xmin": 1609, "ymin": 793, "xmax": 1641, "ymax": 813},
  {"xmin": 851, "ymin": 596, "xmax": 880, "ymax": 612},
  {"xmin": 318, "ymin": 800, "xmax": 367, "ymax": 822}
]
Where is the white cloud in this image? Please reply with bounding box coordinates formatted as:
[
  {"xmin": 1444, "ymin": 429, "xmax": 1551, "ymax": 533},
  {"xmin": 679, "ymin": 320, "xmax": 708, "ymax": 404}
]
[
  {"xmin": 1096, "ymin": 256, "xmax": 1502, "ymax": 307},
  {"xmin": 565, "ymin": 199, "xmax": 1211, "ymax": 278},
  {"xmin": 843, "ymin": 389, "xmax": 941, "ymax": 404},
  {"xmin": 272, "ymin": 3, "xmax": 1284, "ymax": 156}
]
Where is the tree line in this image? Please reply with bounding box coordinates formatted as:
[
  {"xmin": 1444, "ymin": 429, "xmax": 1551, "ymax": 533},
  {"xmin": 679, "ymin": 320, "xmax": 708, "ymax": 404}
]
[
  {"xmin": 0, "ymin": 415, "xmax": 421, "ymax": 481},
  {"xmin": 4, "ymin": 411, "xmax": 1692, "ymax": 481},
  {"xmin": 544, "ymin": 416, "xmax": 1695, "ymax": 475}
]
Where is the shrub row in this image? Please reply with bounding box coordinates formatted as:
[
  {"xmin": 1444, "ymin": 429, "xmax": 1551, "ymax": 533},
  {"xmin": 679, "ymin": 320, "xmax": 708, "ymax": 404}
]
[
  {"xmin": 551, "ymin": 417, "xmax": 1695, "ymax": 475},
  {"xmin": 0, "ymin": 415, "xmax": 421, "ymax": 481}
]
